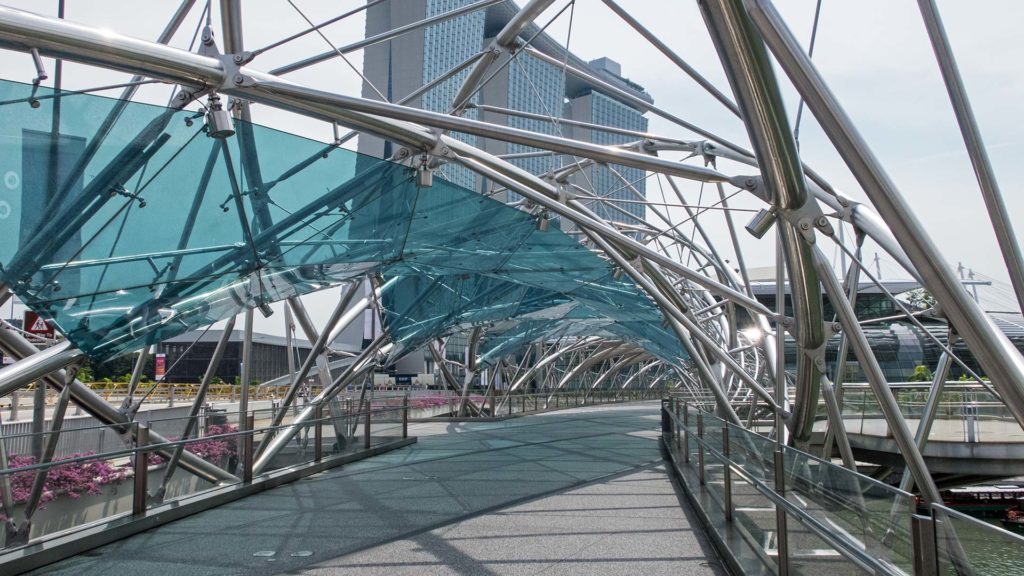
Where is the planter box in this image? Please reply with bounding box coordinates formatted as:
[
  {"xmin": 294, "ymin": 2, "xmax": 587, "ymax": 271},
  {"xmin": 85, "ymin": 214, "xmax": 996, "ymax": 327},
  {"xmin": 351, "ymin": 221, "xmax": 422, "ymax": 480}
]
[{"xmin": 1, "ymin": 465, "xmax": 216, "ymax": 546}]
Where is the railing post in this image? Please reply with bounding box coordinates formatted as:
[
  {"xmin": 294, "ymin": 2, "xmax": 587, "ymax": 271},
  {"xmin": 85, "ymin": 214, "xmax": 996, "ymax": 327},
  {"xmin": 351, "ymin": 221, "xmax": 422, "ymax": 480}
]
[
  {"xmin": 723, "ymin": 424, "xmax": 733, "ymax": 522},
  {"xmin": 697, "ymin": 412, "xmax": 705, "ymax": 485},
  {"xmin": 132, "ymin": 423, "xmax": 149, "ymax": 516},
  {"xmin": 314, "ymin": 404, "xmax": 323, "ymax": 462},
  {"xmin": 683, "ymin": 401, "xmax": 690, "ymax": 463},
  {"xmin": 363, "ymin": 404, "xmax": 371, "ymax": 450},
  {"xmin": 911, "ymin": 513, "xmax": 938, "ymax": 576},
  {"xmin": 774, "ymin": 449, "xmax": 790, "ymax": 576},
  {"xmin": 345, "ymin": 397, "xmax": 352, "ymax": 438},
  {"xmin": 403, "ymin": 394, "xmax": 409, "ymax": 438},
  {"xmin": 243, "ymin": 413, "xmax": 254, "ymax": 483},
  {"xmin": 674, "ymin": 399, "xmax": 682, "ymax": 451}
]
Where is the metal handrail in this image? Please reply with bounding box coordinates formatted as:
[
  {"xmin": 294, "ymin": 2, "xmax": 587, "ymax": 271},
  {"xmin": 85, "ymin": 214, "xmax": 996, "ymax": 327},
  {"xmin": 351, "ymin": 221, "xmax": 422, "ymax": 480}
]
[{"xmin": 663, "ymin": 398, "xmax": 918, "ymax": 575}]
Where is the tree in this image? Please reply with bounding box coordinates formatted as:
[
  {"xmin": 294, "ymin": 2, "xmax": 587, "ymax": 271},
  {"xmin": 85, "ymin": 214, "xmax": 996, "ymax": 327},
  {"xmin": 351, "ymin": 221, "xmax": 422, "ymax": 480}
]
[
  {"xmin": 905, "ymin": 288, "xmax": 936, "ymax": 310},
  {"xmin": 83, "ymin": 353, "xmax": 155, "ymax": 382},
  {"xmin": 76, "ymin": 364, "xmax": 94, "ymax": 383},
  {"xmin": 908, "ymin": 364, "xmax": 933, "ymax": 382}
]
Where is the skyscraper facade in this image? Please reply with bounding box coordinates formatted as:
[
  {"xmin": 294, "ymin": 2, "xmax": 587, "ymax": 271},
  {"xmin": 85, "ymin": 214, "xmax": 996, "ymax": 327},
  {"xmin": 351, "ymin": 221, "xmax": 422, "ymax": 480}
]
[{"xmin": 359, "ymin": 0, "xmax": 652, "ymax": 227}]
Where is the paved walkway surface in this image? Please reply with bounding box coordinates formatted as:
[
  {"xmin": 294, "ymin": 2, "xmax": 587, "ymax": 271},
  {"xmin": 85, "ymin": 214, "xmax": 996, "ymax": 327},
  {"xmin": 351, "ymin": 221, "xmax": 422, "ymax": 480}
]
[{"xmin": 35, "ymin": 402, "xmax": 725, "ymax": 576}]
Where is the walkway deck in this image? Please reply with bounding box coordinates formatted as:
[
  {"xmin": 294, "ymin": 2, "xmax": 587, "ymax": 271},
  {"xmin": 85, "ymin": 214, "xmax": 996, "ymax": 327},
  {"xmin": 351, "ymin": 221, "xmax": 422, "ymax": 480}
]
[{"xmin": 32, "ymin": 402, "xmax": 724, "ymax": 576}]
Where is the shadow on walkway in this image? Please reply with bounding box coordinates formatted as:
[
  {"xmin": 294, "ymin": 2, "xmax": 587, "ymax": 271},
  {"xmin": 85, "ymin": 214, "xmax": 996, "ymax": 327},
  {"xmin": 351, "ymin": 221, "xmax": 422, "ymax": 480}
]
[{"xmin": 34, "ymin": 402, "xmax": 724, "ymax": 576}]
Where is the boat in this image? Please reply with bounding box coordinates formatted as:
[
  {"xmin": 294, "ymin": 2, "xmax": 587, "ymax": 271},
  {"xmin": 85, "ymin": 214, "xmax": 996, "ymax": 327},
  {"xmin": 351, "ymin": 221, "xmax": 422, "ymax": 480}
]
[{"xmin": 941, "ymin": 485, "xmax": 1024, "ymax": 516}]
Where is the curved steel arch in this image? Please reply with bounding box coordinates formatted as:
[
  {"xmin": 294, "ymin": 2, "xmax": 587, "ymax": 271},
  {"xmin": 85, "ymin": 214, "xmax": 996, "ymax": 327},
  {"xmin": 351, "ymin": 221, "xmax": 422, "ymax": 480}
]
[{"xmin": 0, "ymin": 0, "xmax": 1018, "ymax": 515}]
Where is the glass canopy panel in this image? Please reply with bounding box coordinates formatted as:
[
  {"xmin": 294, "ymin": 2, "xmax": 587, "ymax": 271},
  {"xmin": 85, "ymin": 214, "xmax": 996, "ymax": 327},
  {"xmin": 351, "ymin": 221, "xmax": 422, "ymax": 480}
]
[{"xmin": 0, "ymin": 78, "xmax": 688, "ymax": 364}]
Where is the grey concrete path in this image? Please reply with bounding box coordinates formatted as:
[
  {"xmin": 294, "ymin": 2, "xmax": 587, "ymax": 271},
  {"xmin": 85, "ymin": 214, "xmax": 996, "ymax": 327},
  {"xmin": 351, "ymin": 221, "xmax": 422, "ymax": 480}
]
[{"xmin": 33, "ymin": 401, "xmax": 725, "ymax": 576}]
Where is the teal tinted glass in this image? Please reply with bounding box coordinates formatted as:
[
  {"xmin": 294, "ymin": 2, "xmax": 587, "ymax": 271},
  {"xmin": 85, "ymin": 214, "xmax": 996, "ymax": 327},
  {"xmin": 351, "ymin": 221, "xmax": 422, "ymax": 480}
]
[{"xmin": 0, "ymin": 78, "xmax": 687, "ymax": 365}]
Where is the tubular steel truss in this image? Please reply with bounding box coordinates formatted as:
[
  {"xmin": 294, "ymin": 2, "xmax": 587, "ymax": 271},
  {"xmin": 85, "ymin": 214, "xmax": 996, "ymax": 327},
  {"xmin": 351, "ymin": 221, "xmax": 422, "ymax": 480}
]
[{"xmin": 0, "ymin": 0, "xmax": 1021, "ymax": 567}]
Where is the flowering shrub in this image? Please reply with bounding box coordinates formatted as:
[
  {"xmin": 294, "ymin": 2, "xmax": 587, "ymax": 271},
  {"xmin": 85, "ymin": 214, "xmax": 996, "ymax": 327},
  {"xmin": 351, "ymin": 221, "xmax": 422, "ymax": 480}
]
[
  {"xmin": 0, "ymin": 425, "xmax": 239, "ymax": 521},
  {"xmin": 4, "ymin": 452, "xmax": 130, "ymax": 505},
  {"xmin": 405, "ymin": 396, "xmax": 484, "ymax": 411},
  {"xmin": 147, "ymin": 424, "xmax": 238, "ymax": 466},
  {"xmin": 410, "ymin": 397, "xmax": 449, "ymax": 410}
]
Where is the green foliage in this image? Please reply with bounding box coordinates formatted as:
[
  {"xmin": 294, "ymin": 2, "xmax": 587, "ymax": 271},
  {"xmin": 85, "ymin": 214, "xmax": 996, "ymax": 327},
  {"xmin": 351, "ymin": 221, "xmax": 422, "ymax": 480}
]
[
  {"xmin": 76, "ymin": 365, "xmax": 94, "ymax": 383},
  {"xmin": 908, "ymin": 364, "xmax": 933, "ymax": 382},
  {"xmin": 905, "ymin": 288, "xmax": 936, "ymax": 310},
  {"xmin": 82, "ymin": 353, "xmax": 155, "ymax": 382}
]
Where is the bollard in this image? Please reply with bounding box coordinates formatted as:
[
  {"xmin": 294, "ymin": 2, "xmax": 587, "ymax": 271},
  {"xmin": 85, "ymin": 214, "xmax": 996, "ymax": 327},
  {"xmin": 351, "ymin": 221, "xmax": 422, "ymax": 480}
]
[
  {"xmin": 314, "ymin": 404, "xmax": 323, "ymax": 462},
  {"xmin": 364, "ymin": 405, "xmax": 371, "ymax": 450},
  {"xmin": 403, "ymin": 394, "xmax": 409, "ymax": 438},
  {"xmin": 132, "ymin": 424, "xmax": 149, "ymax": 516},
  {"xmin": 723, "ymin": 425, "xmax": 732, "ymax": 522},
  {"xmin": 697, "ymin": 412, "xmax": 705, "ymax": 485},
  {"xmin": 243, "ymin": 413, "xmax": 254, "ymax": 483},
  {"xmin": 774, "ymin": 450, "xmax": 789, "ymax": 576}
]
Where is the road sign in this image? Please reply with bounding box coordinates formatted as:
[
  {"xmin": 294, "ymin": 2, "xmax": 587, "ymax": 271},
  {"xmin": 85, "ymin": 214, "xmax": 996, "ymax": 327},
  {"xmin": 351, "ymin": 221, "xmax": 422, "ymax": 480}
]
[{"xmin": 23, "ymin": 311, "xmax": 54, "ymax": 338}]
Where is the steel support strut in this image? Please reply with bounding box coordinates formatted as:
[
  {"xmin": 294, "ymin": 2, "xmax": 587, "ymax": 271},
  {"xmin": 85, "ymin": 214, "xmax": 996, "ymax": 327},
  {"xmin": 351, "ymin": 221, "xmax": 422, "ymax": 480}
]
[
  {"xmin": 156, "ymin": 316, "xmax": 237, "ymax": 500},
  {"xmin": 812, "ymin": 248, "xmax": 941, "ymax": 504},
  {"xmin": 916, "ymin": 0, "xmax": 1024, "ymax": 314},
  {"xmin": 697, "ymin": 0, "xmax": 824, "ymax": 443},
  {"xmin": 743, "ymin": 0, "xmax": 1024, "ymax": 429},
  {"xmin": 0, "ymin": 329, "xmax": 237, "ymax": 483}
]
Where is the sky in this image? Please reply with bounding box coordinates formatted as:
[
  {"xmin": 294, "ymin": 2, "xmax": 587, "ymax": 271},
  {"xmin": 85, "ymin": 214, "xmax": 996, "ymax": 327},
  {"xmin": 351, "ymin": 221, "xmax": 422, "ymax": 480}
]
[{"xmin": 0, "ymin": 0, "xmax": 1021, "ymax": 337}]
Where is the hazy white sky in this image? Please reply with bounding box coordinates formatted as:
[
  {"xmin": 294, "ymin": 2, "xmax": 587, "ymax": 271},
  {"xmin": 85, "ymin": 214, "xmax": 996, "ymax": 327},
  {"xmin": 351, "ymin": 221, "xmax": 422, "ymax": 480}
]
[{"xmin": 0, "ymin": 0, "xmax": 1021, "ymax": 335}]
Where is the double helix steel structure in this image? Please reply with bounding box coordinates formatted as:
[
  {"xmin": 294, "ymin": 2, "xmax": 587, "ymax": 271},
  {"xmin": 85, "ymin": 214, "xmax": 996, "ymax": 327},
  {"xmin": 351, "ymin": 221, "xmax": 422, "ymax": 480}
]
[{"xmin": 0, "ymin": 1, "xmax": 1021, "ymax": 573}]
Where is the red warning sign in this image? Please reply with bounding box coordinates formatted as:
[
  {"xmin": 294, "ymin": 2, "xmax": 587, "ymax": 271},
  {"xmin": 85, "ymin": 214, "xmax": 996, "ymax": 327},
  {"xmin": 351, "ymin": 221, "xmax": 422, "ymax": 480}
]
[{"xmin": 23, "ymin": 311, "xmax": 55, "ymax": 338}]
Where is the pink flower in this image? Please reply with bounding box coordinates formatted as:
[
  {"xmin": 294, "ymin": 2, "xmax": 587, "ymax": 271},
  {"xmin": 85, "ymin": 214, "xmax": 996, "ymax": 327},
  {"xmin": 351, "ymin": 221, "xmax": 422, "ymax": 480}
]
[{"xmin": 4, "ymin": 452, "xmax": 130, "ymax": 505}]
